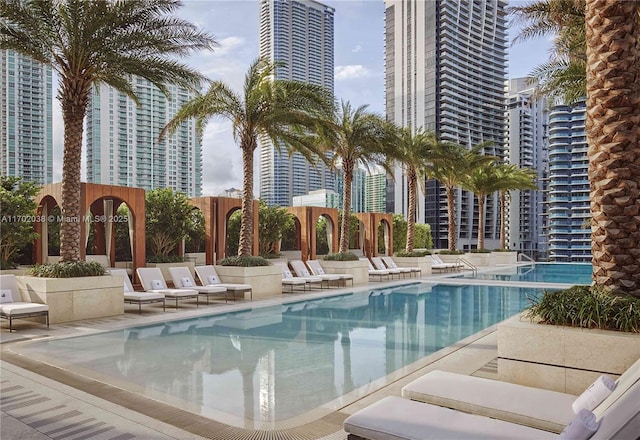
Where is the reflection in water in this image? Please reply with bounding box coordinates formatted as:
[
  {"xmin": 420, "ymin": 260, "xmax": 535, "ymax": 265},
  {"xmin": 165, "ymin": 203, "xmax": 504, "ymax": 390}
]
[{"xmin": 22, "ymin": 283, "xmax": 543, "ymax": 426}]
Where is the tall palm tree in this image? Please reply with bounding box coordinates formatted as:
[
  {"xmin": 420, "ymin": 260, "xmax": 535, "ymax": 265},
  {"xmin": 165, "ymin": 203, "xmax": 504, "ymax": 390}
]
[
  {"xmin": 394, "ymin": 127, "xmax": 439, "ymax": 253},
  {"xmin": 424, "ymin": 143, "xmax": 495, "ymax": 251},
  {"xmin": 162, "ymin": 58, "xmax": 335, "ymax": 257},
  {"xmin": 316, "ymin": 101, "xmax": 394, "ymax": 253},
  {"xmin": 494, "ymin": 164, "xmax": 538, "ymax": 249},
  {"xmin": 0, "ymin": 0, "xmax": 217, "ymax": 262},
  {"xmin": 461, "ymin": 160, "xmax": 501, "ymax": 250},
  {"xmin": 585, "ymin": 0, "xmax": 640, "ymax": 297}
]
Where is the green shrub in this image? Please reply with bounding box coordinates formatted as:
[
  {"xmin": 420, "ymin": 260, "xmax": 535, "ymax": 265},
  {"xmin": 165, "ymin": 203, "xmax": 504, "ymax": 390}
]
[
  {"xmin": 395, "ymin": 250, "xmax": 431, "ymax": 257},
  {"xmin": 438, "ymin": 250, "xmax": 465, "ymax": 255},
  {"xmin": 492, "ymin": 248, "xmax": 513, "ymax": 252},
  {"xmin": 28, "ymin": 261, "xmax": 107, "ymax": 278},
  {"xmin": 470, "ymin": 249, "xmax": 491, "ymax": 253},
  {"xmin": 219, "ymin": 256, "xmax": 270, "ymax": 267},
  {"xmin": 146, "ymin": 255, "xmax": 184, "ymax": 263},
  {"xmin": 260, "ymin": 253, "xmax": 282, "ymax": 259},
  {"xmin": 323, "ymin": 252, "xmax": 359, "ymax": 261},
  {"xmin": 525, "ymin": 285, "xmax": 640, "ymax": 333}
]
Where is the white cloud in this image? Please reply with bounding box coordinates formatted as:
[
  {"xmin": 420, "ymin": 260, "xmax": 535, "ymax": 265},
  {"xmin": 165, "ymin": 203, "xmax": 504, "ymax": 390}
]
[
  {"xmin": 211, "ymin": 36, "xmax": 245, "ymax": 57},
  {"xmin": 335, "ymin": 65, "xmax": 372, "ymax": 81},
  {"xmin": 352, "ymin": 45, "xmax": 362, "ymax": 53}
]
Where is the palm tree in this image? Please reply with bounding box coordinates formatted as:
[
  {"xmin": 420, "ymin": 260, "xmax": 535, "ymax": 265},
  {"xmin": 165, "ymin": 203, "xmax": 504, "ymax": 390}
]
[
  {"xmin": 162, "ymin": 58, "xmax": 335, "ymax": 257},
  {"xmin": 316, "ymin": 101, "xmax": 394, "ymax": 253},
  {"xmin": 585, "ymin": 0, "xmax": 640, "ymax": 297},
  {"xmin": 394, "ymin": 127, "xmax": 439, "ymax": 253},
  {"xmin": 494, "ymin": 164, "xmax": 538, "ymax": 249},
  {"xmin": 461, "ymin": 159, "xmax": 501, "ymax": 250},
  {"xmin": 0, "ymin": 0, "xmax": 217, "ymax": 262},
  {"xmin": 424, "ymin": 143, "xmax": 495, "ymax": 251}
]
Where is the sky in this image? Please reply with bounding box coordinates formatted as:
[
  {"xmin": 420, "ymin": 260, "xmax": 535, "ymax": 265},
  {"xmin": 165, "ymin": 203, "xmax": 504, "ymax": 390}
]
[{"xmin": 51, "ymin": 0, "xmax": 553, "ymax": 197}]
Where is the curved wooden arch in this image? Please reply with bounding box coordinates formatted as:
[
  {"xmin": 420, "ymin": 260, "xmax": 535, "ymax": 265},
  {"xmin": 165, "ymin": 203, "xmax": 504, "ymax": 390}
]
[
  {"xmin": 285, "ymin": 207, "xmax": 339, "ymax": 261},
  {"xmin": 354, "ymin": 212, "xmax": 394, "ymax": 258},
  {"xmin": 190, "ymin": 196, "xmax": 259, "ymax": 264},
  {"xmin": 34, "ymin": 183, "xmax": 146, "ymax": 277}
]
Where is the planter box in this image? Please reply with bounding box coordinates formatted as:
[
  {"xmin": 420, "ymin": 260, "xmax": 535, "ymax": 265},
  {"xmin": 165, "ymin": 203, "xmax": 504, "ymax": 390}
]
[
  {"xmin": 437, "ymin": 254, "xmax": 465, "ymax": 264},
  {"xmin": 465, "ymin": 252, "xmax": 495, "ymax": 267},
  {"xmin": 319, "ymin": 260, "xmax": 369, "ymax": 285},
  {"xmin": 147, "ymin": 261, "xmax": 195, "ymax": 283},
  {"xmin": 16, "ymin": 275, "xmax": 124, "ymax": 324},
  {"xmin": 0, "ymin": 268, "xmax": 30, "ymax": 276},
  {"xmin": 214, "ymin": 264, "xmax": 282, "ymax": 299},
  {"xmin": 184, "ymin": 252, "xmax": 206, "ymax": 265},
  {"xmin": 392, "ymin": 256, "xmax": 431, "ymax": 276},
  {"xmin": 491, "ymin": 251, "xmax": 518, "ymax": 265},
  {"xmin": 497, "ymin": 314, "xmax": 640, "ymax": 394}
]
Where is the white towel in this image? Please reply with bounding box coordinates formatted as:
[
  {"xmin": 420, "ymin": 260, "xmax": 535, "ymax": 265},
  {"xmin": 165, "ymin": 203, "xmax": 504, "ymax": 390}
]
[
  {"xmin": 572, "ymin": 375, "xmax": 617, "ymax": 413},
  {"xmin": 559, "ymin": 409, "xmax": 599, "ymax": 440}
]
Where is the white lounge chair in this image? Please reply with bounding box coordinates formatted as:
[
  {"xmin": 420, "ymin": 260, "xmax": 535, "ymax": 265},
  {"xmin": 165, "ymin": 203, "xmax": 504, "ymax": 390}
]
[
  {"xmin": 273, "ymin": 261, "xmax": 323, "ymax": 290},
  {"xmin": 193, "ymin": 265, "xmax": 253, "ymax": 301},
  {"xmin": 168, "ymin": 266, "xmax": 228, "ymax": 304},
  {"xmin": 359, "ymin": 258, "xmax": 391, "ymax": 281},
  {"xmin": 290, "ymin": 260, "xmax": 340, "ymax": 288},
  {"xmin": 0, "ymin": 274, "xmax": 49, "ymax": 332},
  {"xmin": 430, "ymin": 254, "xmax": 457, "ymax": 272},
  {"xmin": 109, "ymin": 269, "xmax": 165, "ymax": 314},
  {"xmin": 401, "ymin": 357, "xmax": 640, "ymax": 434},
  {"xmin": 136, "ymin": 267, "xmax": 200, "ymax": 309},
  {"xmin": 306, "ymin": 259, "xmax": 354, "ymax": 286},
  {"xmin": 344, "ymin": 371, "xmax": 640, "ymax": 440},
  {"xmin": 370, "ymin": 256, "xmax": 403, "ymax": 279},
  {"xmin": 381, "ymin": 256, "xmax": 422, "ymax": 278}
]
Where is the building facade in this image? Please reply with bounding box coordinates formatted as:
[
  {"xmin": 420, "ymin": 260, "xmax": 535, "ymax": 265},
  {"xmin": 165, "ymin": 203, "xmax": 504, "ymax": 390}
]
[
  {"xmin": 385, "ymin": 0, "xmax": 508, "ymax": 249},
  {"xmin": 0, "ymin": 50, "xmax": 53, "ymax": 184},
  {"xmin": 85, "ymin": 80, "xmax": 202, "ymax": 197},
  {"xmin": 506, "ymin": 78, "xmax": 548, "ymax": 258},
  {"xmin": 258, "ymin": 0, "xmax": 335, "ymax": 207},
  {"xmin": 366, "ymin": 168, "xmax": 387, "ymax": 213},
  {"xmin": 293, "ymin": 189, "xmax": 340, "ymax": 208},
  {"xmin": 335, "ymin": 166, "xmax": 367, "ymax": 213},
  {"xmin": 546, "ymin": 100, "xmax": 591, "ymax": 262}
]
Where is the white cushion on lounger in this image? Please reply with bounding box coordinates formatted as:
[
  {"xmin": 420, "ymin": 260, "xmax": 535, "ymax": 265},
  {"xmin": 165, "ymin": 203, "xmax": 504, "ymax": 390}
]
[
  {"xmin": 123, "ymin": 291, "xmax": 164, "ymax": 302},
  {"xmin": 402, "ymin": 370, "xmax": 577, "ymax": 433},
  {"xmin": 194, "ymin": 265, "xmax": 253, "ymax": 292},
  {"xmin": 343, "ymin": 396, "xmax": 557, "ymax": 440},
  {"xmin": 0, "ymin": 302, "xmax": 49, "ymax": 316}
]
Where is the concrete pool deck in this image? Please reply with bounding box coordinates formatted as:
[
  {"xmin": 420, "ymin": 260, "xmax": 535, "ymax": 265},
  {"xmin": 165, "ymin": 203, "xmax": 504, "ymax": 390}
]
[{"xmin": 1, "ymin": 269, "xmax": 563, "ymax": 440}]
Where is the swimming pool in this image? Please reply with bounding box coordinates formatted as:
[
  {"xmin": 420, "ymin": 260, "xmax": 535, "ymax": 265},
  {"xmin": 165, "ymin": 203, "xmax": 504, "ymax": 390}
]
[
  {"xmin": 456, "ymin": 263, "xmax": 592, "ymax": 284},
  {"xmin": 18, "ymin": 282, "xmax": 547, "ymax": 429}
]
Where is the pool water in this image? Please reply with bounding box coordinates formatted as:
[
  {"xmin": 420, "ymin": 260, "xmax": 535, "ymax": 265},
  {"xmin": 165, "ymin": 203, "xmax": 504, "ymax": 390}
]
[
  {"xmin": 458, "ymin": 263, "xmax": 592, "ymax": 284},
  {"xmin": 20, "ymin": 282, "xmax": 546, "ymax": 428}
]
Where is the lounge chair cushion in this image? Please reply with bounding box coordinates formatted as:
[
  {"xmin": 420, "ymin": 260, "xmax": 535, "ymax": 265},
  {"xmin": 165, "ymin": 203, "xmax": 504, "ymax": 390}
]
[
  {"xmin": 0, "ymin": 302, "xmax": 49, "ymax": 316},
  {"xmin": 343, "ymin": 396, "xmax": 556, "ymax": 440},
  {"xmin": 124, "ymin": 292, "xmax": 164, "ymax": 302}
]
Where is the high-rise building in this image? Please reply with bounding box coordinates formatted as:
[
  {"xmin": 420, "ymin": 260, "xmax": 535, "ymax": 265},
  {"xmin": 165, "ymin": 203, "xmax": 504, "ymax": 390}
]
[
  {"xmin": 546, "ymin": 100, "xmax": 591, "ymax": 262},
  {"xmin": 506, "ymin": 78, "xmax": 548, "ymax": 258},
  {"xmin": 335, "ymin": 166, "xmax": 367, "ymax": 213},
  {"xmin": 293, "ymin": 189, "xmax": 340, "ymax": 208},
  {"xmin": 85, "ymin": 80, "xmax": 202, "ymax": 197},
  {"xmin": 258, "ymin": 0, "xmax": 335, "ymax": 207},
  {"xmin": 0, "ymin": 50, "xmax": 53, "ymax": 185},
  {"xmin": 366, "ymin": 168, "xmax": 387, "ymax": 213},
  {"xmin": 385, "ymin": 0, "xmax": 508, "ymax": 249}
]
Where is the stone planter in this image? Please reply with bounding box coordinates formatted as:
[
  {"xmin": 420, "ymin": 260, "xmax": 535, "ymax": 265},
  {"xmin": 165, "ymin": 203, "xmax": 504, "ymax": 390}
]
[
  {"xmin": 318, "ymin": 260, "xmax": 369, "ymax": 285},
  {"xmin": 214, "ymin": 264, "xmax": 282, "ymax": 299},
  {"xmin": 16, "ymin": 275, "xmax": 124, "ymax": 324},
  {"xmin": 491, "ymin": 251, "xmax": 518, "ymax": 265},
  {"xmin": 497, "ymin": 314, "xmax": 640, "ymax": 394},
  {"xmin": 465, "ymin": 252, "xmax": 495, "ymax": 267},
  {"xmin": 184, "ymin": 252, "xmax": 206, "ymax": 265},
  {"xmin": 392, "ymin": 256, "xmax": 431, "ymax": 276},
  {"xmin": 437, "ymin": 253, "xmax": 465, "ymax": 264},
  {"xmin": 147, "ymin": 261, "xmax": 196, "ymax": 282},
  {"xmin": 0, "ymin": 268, "xmax": 30, "ymax": 276}
]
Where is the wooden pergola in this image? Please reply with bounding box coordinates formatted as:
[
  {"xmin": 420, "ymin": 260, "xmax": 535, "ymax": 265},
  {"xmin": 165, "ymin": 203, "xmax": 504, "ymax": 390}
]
[
  {"xmin": 190, "ymin": 196, "xmax": 259, "ymax": 264},
  {"xmin": 285, "ymin": 207, "xmax": 339, "ymax": 261},
  {"xmin": 354, "ymin": 212, "xmax": 394, "ymax": 258},
  {"xmin": 34, "ymin": 183, "xmax": 146, "ymax": 277}
]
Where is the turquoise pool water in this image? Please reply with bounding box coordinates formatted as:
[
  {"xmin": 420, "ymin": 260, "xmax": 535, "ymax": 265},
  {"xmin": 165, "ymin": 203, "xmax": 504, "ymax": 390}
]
[
  {"xmin": 20, "ymin": 282, "xmax": 546, "ymax": 428},
  {"xmin": 457, "ymin": 263, "xmax": 592, "ymax": 284}
]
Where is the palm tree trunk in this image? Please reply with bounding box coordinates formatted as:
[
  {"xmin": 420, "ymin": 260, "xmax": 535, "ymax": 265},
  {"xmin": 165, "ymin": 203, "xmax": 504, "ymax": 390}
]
[
  {"xmin": 339, "ymin": 160, "xmax": 354, "ymax": 253},
  {"xmin": 499, "ymin": 190, "xmax": 506, "ymax": 249},
  {"xmin": 406, "ymin": 168, "xmax": 417, "ymax": 253},
  {"xmin": 477, "ymin": 195, "xmax": 485, "ymax": 250},
  {"xmin": 586, "ymin": 0, "xmax": 640, "ymax": 296},
  {"xmin": 59, "ymin": 85, "xmax": 90, "ymax": 262},
  {"xmin": 445, "ymin": 185, "xmax": 457, "ymax": 251},
  {"xmin": 238, "ymin": 138, "xmax": 256, "ymax": 257}
]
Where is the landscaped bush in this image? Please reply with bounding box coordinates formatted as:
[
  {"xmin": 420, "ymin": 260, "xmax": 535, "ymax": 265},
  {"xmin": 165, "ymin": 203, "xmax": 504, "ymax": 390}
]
[
  {"xmin": 323, "ymin": 252, "xmax": 359, "ymax": 261},
  {"xmin": 469, "ymin": 249, "xmax": 491, "ymax": 253},
  {"xmin": 492, "ymin": 248, "xmax": 514, "ymax": 252},
  {"xmin": 438, "ymin": 250, "xmax": 465, "ymax": 255},
  {"xmin": 260, "ymin": 253, "xmax": 282, "ymax": 259},
  {"xmin": 219, "ymin": 256, "xmax": 270, "ymax": 267},
  {"xmin": 146, "ymin": 255, "xmax": 184, "ymax": 264},
  {"xmin": 395, "ymin": 250, "xmax": 431, "ymax": 257},
  {"xmin": 28, "ymin": 261, "xmax": 107, "ymax": 278},
  {"xmin": 525, "ymin": 285, "xmax": 640, "ymax": 333}
]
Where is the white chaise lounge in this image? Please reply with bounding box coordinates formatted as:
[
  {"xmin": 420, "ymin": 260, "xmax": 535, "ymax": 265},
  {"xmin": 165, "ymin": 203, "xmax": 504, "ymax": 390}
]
[
  {"xmin": 0, "ymin": 274, "xmax": 49, "ymax": 332},
  {"xmin": 306, "ymin": 259, "xmax": 354, "ymax": 286},
  {"xmin": 360, "ymin": 258, "xmax": 391, "ymax": 281},
  {"xmin": 344, "ymin": 370, "xmax": 640, "ymax": 440},
  {"xmin": 381, "ymin": 256, "xmax": 422, "ymax": 278},
  {"xmin": 273, "ymin": 261, "xmax": 323, "ymax": 290},
  {"xmin": 169, "ymin": 266, "xmax": 228, "ymax": 304},
  {"xmin": 194, "ymin": 265, "xmax": 253, "ymax": 301},
  {"xmin": 109, "ymin": 269, "xmax": 165, "ymax": 314},
  {"xmin": 290, "ymin": 260, "xmax": 340, "ymax": 288},
  {"xmin": 371, "ymin": 257, "xmax": 404, "ymax": 279},
  {"xmin": 136, "ymin": 267, "xmax": 200, "ymax": 309}
]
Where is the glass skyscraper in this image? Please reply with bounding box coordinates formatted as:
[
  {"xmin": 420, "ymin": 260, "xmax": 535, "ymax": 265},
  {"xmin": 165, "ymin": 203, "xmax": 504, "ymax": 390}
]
[
  {"xmin": 0, "ymin": 50, "xmax": 53, "ymax": 185},
  {"xmin": 85, "ymin": 80, "xmax": 202, "ymax": 197},
  {"xmin": 385, "ymin": 0, "xmax": 508, "ymax": 249},
  {"xmin": 258, "ymin": 0, "xmax": 335, "ymax": 207}
]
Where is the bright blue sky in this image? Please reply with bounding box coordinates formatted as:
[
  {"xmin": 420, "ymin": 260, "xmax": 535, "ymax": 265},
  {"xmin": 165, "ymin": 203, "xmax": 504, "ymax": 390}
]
[{"xmin": 59, "ymin": 0, "xmax": 553, "ymax": 196}]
